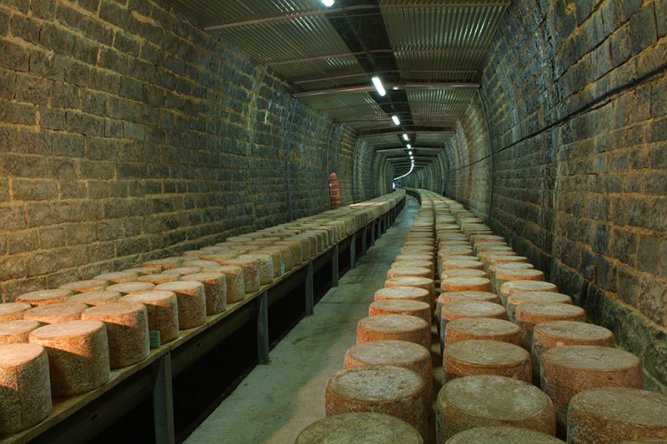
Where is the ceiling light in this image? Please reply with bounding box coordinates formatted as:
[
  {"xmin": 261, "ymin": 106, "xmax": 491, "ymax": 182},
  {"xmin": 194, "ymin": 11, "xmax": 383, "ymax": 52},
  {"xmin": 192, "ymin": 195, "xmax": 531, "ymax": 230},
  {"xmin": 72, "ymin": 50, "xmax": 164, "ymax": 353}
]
[
  {"xmin": 391, "ymin": 115, "xmax": 400, "ymax": 126},
  {"xmin": 406, "ymin": 144, "xmax": 411, "ymax": 149},
  {"xmin": 320, "ymin": 0, "xmax": 335, "ymax": 6},
  {"xmin": 402, "ymin": 134, "xmax": 409, "ymax": 141},
  {"xmin": 408, "ymin": 150, "xmax": 413, "ymax": 155},
  {"xmin": 372, "ymin": 76, "xmax": 386, "ymax": 97}
]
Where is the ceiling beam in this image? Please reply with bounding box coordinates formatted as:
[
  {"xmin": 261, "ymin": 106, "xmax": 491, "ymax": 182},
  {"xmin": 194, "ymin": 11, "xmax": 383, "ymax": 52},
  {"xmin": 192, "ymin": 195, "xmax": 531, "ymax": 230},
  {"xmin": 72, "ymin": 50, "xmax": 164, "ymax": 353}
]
[
  {"xmin": 358, "ymin": 126, "xmax": 454, "ymax": 136},
  {"xmin": 293, "ymin": 82, "xmax": 479, "ymax": 98},
  {"xmin": 294, "ymin": 70, "xmax": 478, "ymax": 86}
]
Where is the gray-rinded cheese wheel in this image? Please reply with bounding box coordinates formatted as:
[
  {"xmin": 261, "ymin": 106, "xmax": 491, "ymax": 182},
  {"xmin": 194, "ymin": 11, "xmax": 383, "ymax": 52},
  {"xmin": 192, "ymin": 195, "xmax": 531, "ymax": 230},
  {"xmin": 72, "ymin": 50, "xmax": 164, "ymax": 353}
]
[
  {"xmin": 567, "ymin": 388, "xmax": 667, "ymax": 444},
  {"xmin": 357, "ymin": 314, "xmax": 430, "ymax": 349},
  {"xmin": 445, "ymin": 317, "xmax": 521, "ymax": 346},
  {"xmin": 23, "ymin": 303, "xmax": 88, "ymax": 324},
  {"xmin": 446, "ymin": 425, "xmax": 564, "ymax": 443},
  {"xmin": 499, "ymin": 281, "xmax": 557, "ymax": 306},
  {"xmin": 137, "ymin": 273, "xmax": 180, "ymax": 285},
  {"xmin": 59, "ymin": 280, "xmax": 109, "ymax": 293},
  {"xmin": 122, "ymin": 267, "xmax": 160, "ymax": 276},
  {"xmin": 391, "ymin": 260, "xmax": 434, "ymax": 275},
  {"xmin": 326, "ymin": 365, "xmax": 428, "ymax": 440},
  {"xmin": 441, "ymin": 277, "xmax": 492, "ymax": 293},
  {"xmin": 161, "ymin": 266, "xmax": 202, "ymax": 276},
  {"xmin": 374, "ymin": 287, "xmax": 430, "ymax": 305},
  {"xmin": 369, "ymin": 299, "xmax": 431, "ymax": 324},
  {"xmin": 0, "ymin": 320, "xmax": 41, "ymax": 344},
  {"xmin": 29, "ymin": 320, "xmax": 110, "ymax": 396},
  {"xmin": 182, "ymin": 260, "xmax": 223, "ymax": 270},
  {"xmin": 181, "ymin": 273, "xmax": 227, "ymax": 315},
  {"xmin": 256, "ymin": 248, "xmax": 284, "ymax": 278},
  {"xmin": 215, "ymin": 266, "xmax": 245, "ymax": 303},
  {"xmin": 220, "ymin": 258, "xmax": 261, "ymax": 293},
  {"xmin": 541, "ymin": 345, "xmax": 643, "ymax": 435},
  {"xmin": 436, "ymin": 375, "xmax": 556, "ymax": 442},
  {"xmin": 394, "ymin": 254, "xmax": 435, "ymax": 263},
  {"xmin": 0, "ymin": 343, "xmax": 51, "ymax": 435},
  {"xmin": 16, "ymin": 289, "xmax": 73, "ymax": 307},
  {"xmin": 237, "ymin": 254, "xmax": 274, "ymax": 286},
  {"xmin": 121, "ymin": 291, "xmax": 179, "ymax": 345},
  {"xmin": 515, "ymin": 303, "xmax": 586, "ymax": 350},
  {"xmin": 93, "ymin": 271, "xmax": 139, "ymax": 284},
  {"xmin": 443, "ymin": 339, "xmax": 531, "ymax": 383},
  {"xmin": 143, "ymin": 257, "xmax": 183, "ymax": 271},
  {"xmin": 387, "ymin": 267, "xmax": 432, "ymax": 280},
  {"xmin": 81, "ymin": 302, "xmax": 149, "ymax": 368},
  {"xmin": 0, "ymin": 303, "xmax": 31, "ymax": 322},
  {"xmin": 507, "ymin": 291, "xmax": 572, "ymax": 322},
  {"xmin": 274, "ymin": 240, "xmax": 301, "ymax": 268},
  {"xmin": 68, "ymin": 290, "xmax": 122, "ymax": 306},
  {"xmin": 106, "ymin": 282, "xmax": 156, "ymax": 295},
  {"xmin": 295, "ymin": 412, "xmax": 423, "ymax": 444},
  {"xmin": 155, "ymin": 281, "xmax": 206, "ymax": 329}
]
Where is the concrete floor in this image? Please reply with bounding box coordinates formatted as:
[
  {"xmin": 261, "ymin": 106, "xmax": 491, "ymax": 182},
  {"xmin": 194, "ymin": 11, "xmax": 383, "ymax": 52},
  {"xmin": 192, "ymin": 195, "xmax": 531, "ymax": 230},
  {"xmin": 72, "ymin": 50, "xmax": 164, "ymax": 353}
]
[{"xmin": 185, "ymin": 197, "xmax": 421, "ymax": 444}]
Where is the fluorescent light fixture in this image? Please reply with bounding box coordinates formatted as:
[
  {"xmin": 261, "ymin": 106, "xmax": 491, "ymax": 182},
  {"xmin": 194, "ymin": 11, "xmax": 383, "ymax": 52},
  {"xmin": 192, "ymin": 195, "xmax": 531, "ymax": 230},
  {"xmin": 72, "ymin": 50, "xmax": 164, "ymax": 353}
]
[
  {"xmin": 320, "ymin": 0, "xmax": 335, "ymax": 6},
  {"xmin": 393, "ymin": 162, "xmax": 414, "ymax": 181},
  {"xmin": 391, "ymin": 115, "xmax": 400, "ymax": 126},
  {"xmin": 402, "ymin": 134, "xmax": 409, "ymax": 141},
  {"xmin": 372, "ymin": 76, "xmax": 386, "ymax": 97},
  {"xmin": 406, "ymin": 144, "xmax": 412, "ymax": 149},
  {"xmin": 408, "ymin": 150, "xmax": 413, "ymax": 155}
]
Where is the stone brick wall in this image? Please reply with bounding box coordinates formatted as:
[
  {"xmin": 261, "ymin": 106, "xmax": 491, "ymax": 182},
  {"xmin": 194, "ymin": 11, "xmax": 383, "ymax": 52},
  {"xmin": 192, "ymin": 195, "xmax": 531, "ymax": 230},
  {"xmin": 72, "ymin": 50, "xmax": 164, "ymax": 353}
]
[
  {"xmin": 0, "ymin": 0, "xmax": 378, "ymax": 301},
  {"xmin": 444, "ymin": 0, "xmax": 666, "ymax": 390}
]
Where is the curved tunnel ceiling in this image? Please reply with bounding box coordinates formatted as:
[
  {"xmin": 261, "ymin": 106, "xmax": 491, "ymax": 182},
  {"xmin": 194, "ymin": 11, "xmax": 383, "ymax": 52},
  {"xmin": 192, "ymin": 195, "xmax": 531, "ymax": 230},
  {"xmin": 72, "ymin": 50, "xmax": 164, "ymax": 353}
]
[{"xmin": 171, "ymin": 0, "xmax": 509, "ymax": 178}]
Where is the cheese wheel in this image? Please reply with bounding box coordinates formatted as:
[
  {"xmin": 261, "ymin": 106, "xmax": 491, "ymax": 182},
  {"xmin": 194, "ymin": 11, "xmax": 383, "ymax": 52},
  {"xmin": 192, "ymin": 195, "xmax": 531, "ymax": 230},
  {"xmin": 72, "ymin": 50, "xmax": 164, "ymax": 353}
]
[
  {"xmin": 387, "ymin": 267, "xmax": 432, "ymax": 280},
  {"xmin": 122, "ymin": 267, "xmax": 160, "ymax": 276},
  {"xmin": 440, "ymin": 269, "xmax": 487, "ymax": 281},
  {"xmin": 441, "ymin": 259, "xmax": 484, "ymax": 271},
  {"xmin": 436, "ymin": 291, "xmax": 499, "ymax": 323},
  {"xmin": 445, "ymin": 317, "xmax": 520, "ymax": 346},
  {"xmin": 326, "ymin": 365, "xmax": 428, "ymax": 440},
  {"xmin": 136, "ymin": 273, "xmax": 180, "ymax": 285},
  {"xmin": 295, "ymin": 412, "xmax": 422, "ymax": 444},
  {"xmin": 181, "ymin": 273, "xmax": 227, "ymax": 315},
  {"xmin": 59, "ymin": 280, "xmax": 109, "ymax": 293},
  {"xmin": 201, "ymin": 252, "xmax": 240, "ymax": 265},
  {"xmin": 499, "ymin": 281, "xmax": 557, "ymax": 306},
  {"xmin": 161, "ymin": 266, "xmax": 202, "ymax": 276},
  {"xmin": 357, "ymin": 314, "xmax": 430, "ymax": 349},
  {"xmin": 182, "ymin": 259, "xmax": 223, "ymax": 270},
  {"xmin": 401, "ymin": 246, "xmax": 433, "ymax": 255},
  {"xmin": 237, "ymin": 254, "xmax": 274, "ymax": 285},
  {"xmin": 541, "ymin": 345, "xmax": 643, "ymax": 434},
  {"xmin": 369, "ymin": 299, "xmax": 431, "ymax": 324},
  {"xmin": 23, "ymin": 303, "xmax": 88, "ymax": 324},
  {"xmin": 0, "ymin": 343, "xmax": 51, "ymax": 435},
  {"xmin": 507, "ymin": 292, "xmax": 572, "ymax": 322},
  {"xmin": 181, "ymin": 250, "xmax": 205, "ymax": 257},
  {"xmin": 155, "ymin": 281, "xmax": 206, "ymax": 329},
  {"xmin": 121, "ymin": 291, "xmax": 178, "ymax": 345},
  {"xmin": 440, "ymin": 301, "xmax": 507, "ymax": 347},
  {"xmin": 256, "ymin": 248, "xmax": 284, "ymax": 278},
  {"xmin": 93, "ymin": 271, "xmax": 139, "ymax": 284},
  {"xmin": 374, "ymin": 287, "xmax": 430, "ymax": 305},
  {"xmin": 436, "ymin": 375, "xmax": 556, "ymax": 441},
  {"xmin": 214, "ymin": 266, "xmax": 245, "ymax": 303},
  {"xmin": 483, "ymin": 254, "xmax": 525, "ymax": 265},
  {"xmin": 344, "ymin": 340, "xmax": 432, "ymax": 401},
  {"xmin": 515, "ymin": 303, "xmax": 586, "ymax": 350},
  {"xmin": 391, "ymin": 260, "xmax": 434, "ymax": 275},
  {"xmin": 81, "ymin": 302, "xmax": 149, "ymax": 368},
  {"xmin": 0, "ymin": 303, "xmax": 31, "ymax": 322},
  {"xmin": 394, "ymin": 254, "xmax": 435, "ymax": 263},
  {"xmin": 444, "ymin": 339, "xmax": 531, "ymax": 383},
  {"xmin": 446, "ymin": 425, "xmax": 564, "ymax": 443},
  {"xmin": 495, "ymin": 269, "xmax": 545, "ymax": 294},
  {"xmin": 441, "ymin": 277, "xmax": 492, "ymax": 293},
  {"xmin": 16, "ymin": 289, "xmax": 73, "ymax": 307},
  {"xmin": 385, "ymin": 277, "xmax": 435, "ymax": 306},
  {"xmin": 29, "ymin": 320, "xmax": 110, "ymax": 396},
  {"xmin": 0, "ymin": 320, "xmax": 41, "ymax": 344},
  {"xmin": 220, "ymin": 258, "xmax": 261, "ymax": 293},
  {"xmin": 69, "ymin": 290, "xmax": 122, "ymax": 306},
  {"xmin": 143, "ymin": 257, "xmax": 183, "ymax": 271},
  {"xmin": 274, "ymin": 240, "xmax": 301, "ymax": 268},
  {"xmin": 106, "ymin": 282, "xmax": 156, "ymax": 295},
  {"xmin": 568, "ymin": 388, "xmax": 667, "ymax": 444}
]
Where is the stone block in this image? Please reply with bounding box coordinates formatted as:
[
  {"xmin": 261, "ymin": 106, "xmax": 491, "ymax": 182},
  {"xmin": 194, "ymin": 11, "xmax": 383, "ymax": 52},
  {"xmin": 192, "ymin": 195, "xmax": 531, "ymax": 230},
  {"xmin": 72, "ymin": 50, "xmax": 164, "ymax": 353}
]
[
  {"xmin": 0, "ymin": 38, "xmax": 29, "ymax": 71},
  {"xmin": 629, "ymin": 4, "xmax": 657, "ymax": 55},
  {"xmin": 7, "ymin": 229, "xmax": 39, "ymax": 254},
  {"xmin": 10, "ymin": 14, "xmax": 40, "ymax": 44}
]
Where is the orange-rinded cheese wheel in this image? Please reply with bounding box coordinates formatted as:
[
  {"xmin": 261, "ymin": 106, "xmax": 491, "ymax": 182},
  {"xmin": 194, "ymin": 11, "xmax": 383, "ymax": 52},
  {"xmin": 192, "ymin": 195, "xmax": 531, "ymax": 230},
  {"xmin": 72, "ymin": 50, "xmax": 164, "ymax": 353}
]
[
  {"xmin": 391, "ymin": 260, "xmax": 434, "ymax": 275},
  {"xmin": 201, "ymin": 252, "xmax": 240, "ymax": 265},
  {"xmin": 440, "ymin": 269, "xmax": 487, "ymax": 281},
  {"xmin": 401, "ymin": 246, "xmax": 433, "ymax": 255},
  {"xmin": 567, "ymin": 388, "xmax": 667, "ymax": 444},
  {"xmin": 436, "ymin": 291, "xmax": 500, "ymax": 321},
  {"xmin": 161, "ymin": 266, "xmax": 202, "ymax": 276},
  {"xmin": 69, "ymin": 290, "xmax": 122, "ymax": 306},
  {"xmin": 0, "ymin": 303, "xmax": 31, "ymax": 321},
  {"xmin": 16, "ymin": 289, "xmax": 72, "ymax": 307},
  {"xmin": 23, "ymin": 303, "xmax": 88, "ymax": 324},
  {"xmin": 137, "ymin": 273, "xmax": 180, "ymax": 285},
  {"xmin": 93, "ymin": 271, "xmax": 139, "ymax": 284},
  {"xmin": 441, "ymin": 277, "xmax": 492, "ymax": 293},
  {"xmin": 29, "ymin": 320, "xmax": 110, "ymax": 396},
  {"xmin": 369, "ymin": 299, "xmax": 431, "ymax": 324},
  {"xmin": 122, "ymin": 267, "xmax": 160, "ymax": 276},
  {"xmin": 0, "ymin": 320, "xmax": 41, "ymax": 344},
  {"xmin": 237, "ymin": 254, "xmax": 274, "ymax": 285},
  {"xmin": 256, "ymin": 248, "xmax": 284, "ymax": 278},
  {"xmin": 155, "ymin": 281, "xmax": 206, "ymax": 329},
  {"xmin": 374, "ymin": 287, "xmax": 430, "ymax": 305},
  {"xmin": 507, "ymin": 292, "xmax": 572, "ymax": 322},
  {"xmin": 446, "ymin": 425, "xmax": 564, "ymax": 443},
  {"xmin": 326, "ymin": 365, "xmax": 428, "ymax": 440},
  {"xmin": 499, "ymin": 281, "xmax": 557, "ymax": 306},
  {"xmin": 445, "ymin": 317, "xmax": 520, "ymax": 346},
  {"xmin": 387, "ymin": 267, "xmax": 432, "ymax": 280},
  {"xmin": 440, "ymin": 301, "xmax": 507, "ymax": 346},
  {"xmin": 182, "ymin": 259, "xmax": 223, "ymax": 270},
  {"xmin": 121, "ymin": 291, "xmax": 178, "ymax": 345},
  {"xmin": 0, "ymin": 343, "xmax": 51, "ymax": 435},
  {"xmin": 59, "ymin": 280, "xmax": 109, "ymax": 293},
  {"xmin": 515, "ymin": 303, "xmax": 586, "ymax": 350},
  {"xmin": 436, "ymin": 375, "xmax": 556, "ymax": 441},
  {"xmin": 81, "ymin": 302, "xmax": 149, "ymax": 368},
  {"xmin": 274, "ymin": 240, "xmax": 301, "ymax": 268},
  {"xmin": 385, "ymin": 277, "xmax": 435, "ymax": 305},
  {"xmin": 295, "ymin": 412, "xmax": 423, "ymax": 444},
  {"xmin": 357, "ymin": 314, "xmax": 430, "ymax": 349},
  {"xmin": 541, "ymin": 346, "xmax": 643, "ymax": 435},
  {"xmin": 220, "ymin": 258, "xmax": 261, "ymax": 293},
  {"xmin": 214, "ymin": 266, "xmax": 245, "ymax": 303},
  {"xmin": 443, "ymin": 339, "xmax": 531, "ymax": 383},
  {"xmin": 143, "ymin": 257, "xmax": 183, "ymax": 271},
  {"xmin": 441, "ymin": 259, "xmax": 484, "ymax": 271},
  {"xmin": 106, "ymin": 282, "xmax": 156, "ymax": 295},
  {"xmin": 394, "ymin": 254, "xmax": 435, "ymax": 263},
  {"xmin": 181, "ymin": 273, "xmax": 227, "ymax": 315},
  {"xmin": 495, "ymin": 269, "xmax": 545, "ymax": 291}
]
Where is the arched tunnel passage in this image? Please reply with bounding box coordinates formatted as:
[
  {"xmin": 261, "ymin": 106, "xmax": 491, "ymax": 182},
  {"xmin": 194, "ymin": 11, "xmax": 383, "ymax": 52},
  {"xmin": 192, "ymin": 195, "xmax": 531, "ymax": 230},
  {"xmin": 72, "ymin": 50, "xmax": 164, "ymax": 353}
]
[{"xmin": 0, "ymin": 0, "xmax": 664, "ymax": 442}]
